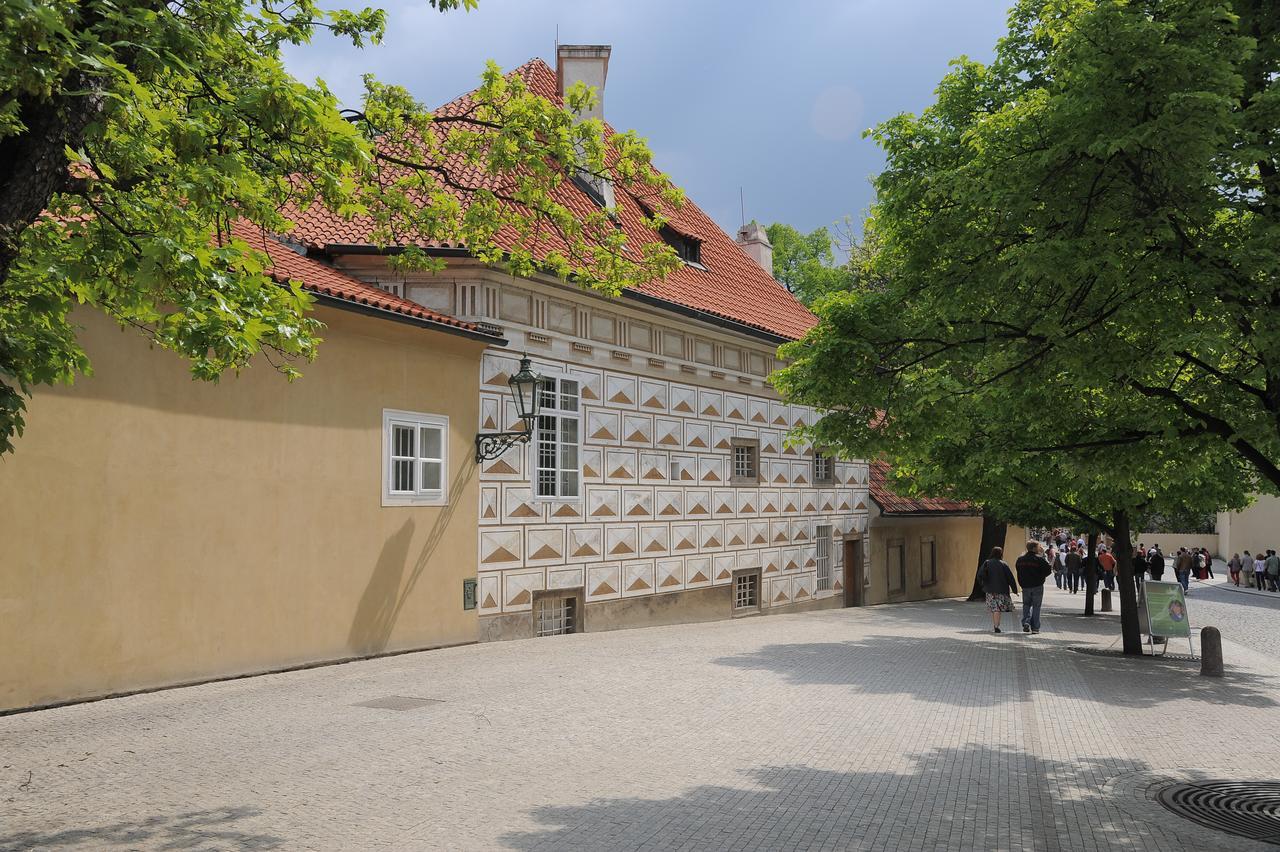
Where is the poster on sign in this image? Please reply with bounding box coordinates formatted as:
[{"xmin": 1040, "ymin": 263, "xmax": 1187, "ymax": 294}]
[{"xmin": 1142, "ymin": 580, "xmax": 1192, "ymax": 654}]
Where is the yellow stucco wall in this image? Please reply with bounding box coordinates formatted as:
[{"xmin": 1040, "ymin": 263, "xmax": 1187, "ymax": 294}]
[
  {"xmin": 1217, "ymin": 493, "xmax": 1280, "ymax": 560},
  {"xmin": 866, "ymin": 516, "xmax": 1029, "ymax": 605},
  {"xmin": 0, "ymin": 306, "xmax": 487, "ymax": 712}
]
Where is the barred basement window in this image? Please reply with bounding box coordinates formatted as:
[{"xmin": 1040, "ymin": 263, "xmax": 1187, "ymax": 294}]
[
  {"xmin": 730, "ymin": 438, "xmax": 759, "ymax": 485},
  {"xmin": 813, "ymin": 451, "xmax": 835, "ymax": 485},
  {"xmin": 382, "ymin": 410, "xmax": 449, "ymax": 506},
  {"xmin": 535, "ymin": 596, "xmax": 576, "ymax": 636},
  {"xmin": 534, "ymin": 376, "xmax": 580, "ymax": 499},
  {"xmin": 734, "ymin": 570, "xmax": 760, "ymax": 611},
  {"xmin": 816, "ymin": 525, "xmax": 833, "ymax": 591}
]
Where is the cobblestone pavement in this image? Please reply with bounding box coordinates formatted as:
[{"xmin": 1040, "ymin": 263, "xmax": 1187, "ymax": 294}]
[
  {"xmin": 3, "ymin": 585, "xmax": 1280, "ymax": 851},
  {"xmin": 1188, "ymin": 568, "xmax": 1280, "ymax": 660}
]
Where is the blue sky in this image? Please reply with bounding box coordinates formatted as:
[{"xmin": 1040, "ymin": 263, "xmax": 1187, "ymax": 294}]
[{"xmin": 283, "ymin": 1, "xmax": 1012, "ymax": 239}]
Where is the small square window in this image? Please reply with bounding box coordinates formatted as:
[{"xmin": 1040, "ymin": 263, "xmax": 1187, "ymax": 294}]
[
  {"xmin": 730, "ymin": 438, "xmax": 759, "ymax": 485},
  {"xmin": 734, "ymin": 570, "xmax": 760, "ymax": 611},
  {"xmin": 533, "ymin": 588, "xmax": 583, "ymax": 637},
  {"xmin": 383, "ymin": 409, "xmax": 449, "ymax": 506}
]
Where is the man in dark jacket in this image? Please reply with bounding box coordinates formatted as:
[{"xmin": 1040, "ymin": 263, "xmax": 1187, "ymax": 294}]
[
  {"xmin": 1147, "ymin": 545, "xmax": 1165, "ymax": 582},
  {"xmin": 1016, "ymin": 541, "xmax": 1054, "ymax": 634},
  {"xmin": 1065, "ymin": 544, "xmax": 1083, "ymax": 594}
]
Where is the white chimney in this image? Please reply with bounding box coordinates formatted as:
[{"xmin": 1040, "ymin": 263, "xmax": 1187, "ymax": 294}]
[
  {"xmin": 557, "ymin": 44, "xmax": 611, "ymax": 122},
  {"xmin": 736, "ymin": 221, "xmax": 773, "ymax": 276}
]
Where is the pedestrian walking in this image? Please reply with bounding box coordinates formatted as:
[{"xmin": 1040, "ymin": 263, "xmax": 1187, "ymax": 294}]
[
  {"xmin": 1254, "ymin": 552, "xmax": 1267, "ymax": 590},
  {"xmin": 1202, "ymin": 548, "xmax": 1215, "ymax": 579},
  {"xmin": 1098, "ymin": 546, "xmax": 1116, "ymax": 591},
  {"xmin": 1229, "ymin": 553, "xmax": 1243, "ymax": 587},
  {"xmin": 1174, "ymin": 548, "xmax": 1192, "ymax": 592},
  {"xmin": 1133, "ymin": 545, "xmax": 1147, "ymax": 593},
  {"xmin": 1066, "ymin": 544, "xmax": 1083, "ymax": 594},
  {"xmin": 1048, "ymin": 544, "xmax": 1063, "ymax": 589},
  {"xmin": 1148, "ymin": 545, "xmax": 1166, "ymax": 581},
  {"xmin": 1267, "ymin": 550, "xmax": 1280, "ymax": 592},
  {"xmin": 1016, "ymin": 541, "xmax": 1054, "ymax": 634},
  {"xmin": 977, "ymin": 546, "xmax": 1019, "ymax": 634}
]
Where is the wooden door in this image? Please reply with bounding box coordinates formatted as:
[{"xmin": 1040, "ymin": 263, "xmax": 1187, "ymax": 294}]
[{"xmin": 843, "ymin": 539, "xmax": 865, "ymax": 607}]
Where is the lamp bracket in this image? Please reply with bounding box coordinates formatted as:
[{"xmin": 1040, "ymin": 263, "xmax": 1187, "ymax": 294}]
[{"xmin": 475, "ymin": 426, "xmax": 534, "ymax": 462}]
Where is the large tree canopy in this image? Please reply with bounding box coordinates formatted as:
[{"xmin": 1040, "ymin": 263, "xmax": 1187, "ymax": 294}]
[
  {"xmin": 781, "ymin": 0, "xmax": 1280, "ymax": 491},
  {"xmin": 0, "ymin": 0, "xmax": 682, "ymax": 454}
]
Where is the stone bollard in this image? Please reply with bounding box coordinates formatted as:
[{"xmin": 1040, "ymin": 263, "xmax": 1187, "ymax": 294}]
[
  {"xmin": 1101, "ymin": 590, "xmax": 1112, "ymax": 612},
  {"xmin": 1201, "ymin": 626, "xmax": 1224, "ymax": 677}
]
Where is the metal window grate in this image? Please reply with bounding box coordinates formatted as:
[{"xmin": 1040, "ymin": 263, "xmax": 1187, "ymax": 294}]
[
  {"xmin": 735, "ymin": 573, "xmax": 759, "ymax": 609},
  {"xmin": 733, "ymin": 445, "xmax": 756, "ymax": 480},
  {"xmin": 536, "ymin": 596, "xmax": 576, "ymax": 636},
  {"xmin": 816, "ymin": 526, "xmax": 832, "ymax": 591}
]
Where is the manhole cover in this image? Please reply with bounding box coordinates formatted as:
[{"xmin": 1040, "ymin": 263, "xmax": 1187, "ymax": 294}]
[
  {"xmin": 1157, "ymin": 780, "xmax": 1280, "ymax": 844},
  {"xmin": 354, "ymin": 695, "xmax": 444, "ymax": 711}
]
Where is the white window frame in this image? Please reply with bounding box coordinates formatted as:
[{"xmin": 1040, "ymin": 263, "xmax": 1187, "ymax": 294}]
[
  {"xmin": 382, "ymin": 409, "xmax": 449, "ymax": 507},
  {"xmin": 531, "ymin": 372, "xmax": 582, "ymax": 501},
  {"xmin": 813, "ymin": 451, "xmax": 835, "ymax": 485}
]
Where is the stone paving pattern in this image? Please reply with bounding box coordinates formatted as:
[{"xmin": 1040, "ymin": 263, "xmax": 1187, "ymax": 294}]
[{"xmin": 2, "ymin": 583, "xmax": 1280, "ymax": 851}]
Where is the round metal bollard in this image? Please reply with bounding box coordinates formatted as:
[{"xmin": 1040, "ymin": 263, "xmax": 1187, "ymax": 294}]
[
  {"xmin": 1200, "ymin": 626, "xmax": 1224, "ymax": 677},
  {"xmin": 1101, "ymin": 589, "xmax": 1112, "ymax": 612}
]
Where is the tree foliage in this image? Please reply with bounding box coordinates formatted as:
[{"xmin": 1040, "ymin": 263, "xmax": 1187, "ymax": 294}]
[
  {"xmin": 0, "ymin": 0, "xmax": 682, "ymax": 454},
  {"xmin": 772, "ymin": 0, "xmax": 1277, "ymax": 652},
  {"xmin": 787, "ymin": 0, "xmax": 1280, "ymax": 490},
  {"xmin": 763, "ymin": 222, "xmax": 848, "ymax": 306}
]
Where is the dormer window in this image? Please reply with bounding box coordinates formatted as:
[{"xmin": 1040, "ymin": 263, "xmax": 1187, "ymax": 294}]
[{"xmin": 661, "ymin": 225, "xmax": 702, "ymax": 266}]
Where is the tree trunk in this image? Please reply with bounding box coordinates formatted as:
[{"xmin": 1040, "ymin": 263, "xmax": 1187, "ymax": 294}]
[
  {"xmin": 1083, "ymin": 530, "xmax": 1098, "ymax": 615},
  {"xmin": 0, "ymin": 85, "xmax": 98, "ymax": 286},
  {"xmin": 967, "ymin": 511, "xmax": 1007, "ymax": 602},
  {"xmin": 1112, "ymin": 509, "xmax": 1143, "ymax": 654}
]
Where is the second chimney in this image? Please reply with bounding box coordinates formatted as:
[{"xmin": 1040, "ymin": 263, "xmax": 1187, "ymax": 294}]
[
  {"xmin": 736, "ymin": 221, "xmax": 774, "ymax": 277},
  {"xmin": 557, "ymin": 44, "xmax": 611, "ymax": 122}
]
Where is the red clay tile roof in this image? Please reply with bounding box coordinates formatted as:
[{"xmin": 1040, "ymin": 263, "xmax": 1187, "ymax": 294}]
[
  {"xmin": 230, "ymin": 222, "xmax": 499, "ymax": 338},
  {"xmin": 286, "ymin": 59, "xmax": 816, "ymax": 341},
  {"xmin": 868, "ymin": 461, "xmax": 974, "ymax": 516}
]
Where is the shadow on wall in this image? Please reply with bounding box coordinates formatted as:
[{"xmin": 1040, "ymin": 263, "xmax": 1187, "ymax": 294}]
[
  {"xmin": 0, "ymin": 805, "xmax": 282, "ymax": 850},
  {"xmin": 346, "ymin": 458, "xmax": 475, "ymax": 655},
  {"xmin": 710, "ymin": 633, "xmax": 1278, "ymax": 710},
  {"xmin": 498, "ymin": 747, "xmax": 1197, "ymax": 851}
]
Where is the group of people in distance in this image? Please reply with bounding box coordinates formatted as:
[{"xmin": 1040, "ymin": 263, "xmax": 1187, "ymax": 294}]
[
  {"xmin": 974, "ymin": 534, "xmax": 1231, "ymax": 636},
  {"xmin": 1129, "ymin": 543, "xmax": 1214, "ymax": 593},
  {"xmin": 1226, "ymin": 550, "xmax": 1280, "ymax": 592}
]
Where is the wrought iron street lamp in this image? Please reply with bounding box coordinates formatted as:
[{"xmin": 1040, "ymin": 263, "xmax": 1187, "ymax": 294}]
[{"xmin": 475, "ymin": 356, "xmax": 547, "ymax": 462}]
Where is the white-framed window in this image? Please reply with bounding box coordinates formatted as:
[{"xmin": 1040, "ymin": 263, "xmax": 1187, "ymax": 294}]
[
  {"xmin": 816, "ymin": 525, "xmax": 833, "ymax": 591},
  {"xmin": 813, "ymin": 451, "xmax": 835, "ymax": 485},
  {"xmin": 382, "ymin": 409, "xmax": 449, "ymax": 506},
  {"xmin": 534, "ymin": 374, "xmax": 581, "ymax": 499}
]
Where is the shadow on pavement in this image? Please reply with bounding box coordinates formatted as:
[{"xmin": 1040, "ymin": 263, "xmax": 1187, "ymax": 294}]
[
  {"xmin": 0, "ymin": 805, "xmax": 282, "ymax": 850},
  {"xmin": 499, "ymin": 746, "xmax": 1184, "ymax": 851},
  {"xmin": 710, "ymin": 634, "xmax": 1279, "ymax": 710}
]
